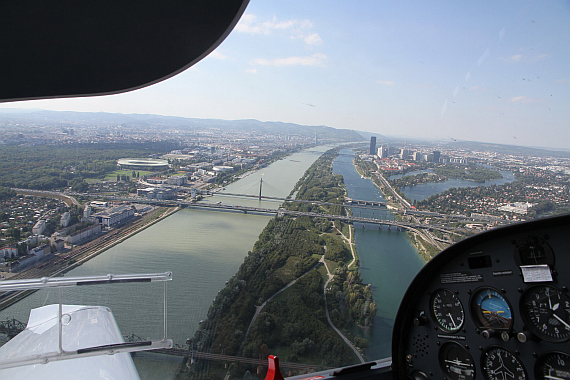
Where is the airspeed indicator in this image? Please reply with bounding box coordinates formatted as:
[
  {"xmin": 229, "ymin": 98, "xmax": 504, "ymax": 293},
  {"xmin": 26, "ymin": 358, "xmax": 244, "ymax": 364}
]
[{"xmin": 431, "ymin": 289, "xmax": 465, "ymax": 333}]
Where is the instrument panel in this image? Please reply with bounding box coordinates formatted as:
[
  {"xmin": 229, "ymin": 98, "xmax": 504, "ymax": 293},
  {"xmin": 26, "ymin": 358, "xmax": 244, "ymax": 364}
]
[{"xmin": 392, "ymin": 214, "xmax": 570, "ymax": 380}]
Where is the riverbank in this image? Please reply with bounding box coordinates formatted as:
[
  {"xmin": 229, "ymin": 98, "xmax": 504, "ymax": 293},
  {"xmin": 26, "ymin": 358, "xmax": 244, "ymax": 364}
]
[
  {"xmin": 0, "ymin": 206, "xmax": 178, "ymax": 311},
  {"xmin": 60, "ymin": 206, "xmax": 179, "ymax": 275},
  {"xmin": 352, "ymin": 156, "xmax": 442, "ymax": 258}
]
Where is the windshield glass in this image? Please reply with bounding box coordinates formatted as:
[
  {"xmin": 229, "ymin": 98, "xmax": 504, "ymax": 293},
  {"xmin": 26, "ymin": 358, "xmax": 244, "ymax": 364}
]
[{"xmin": 0, "ymin": 1, "xmax": 569, "ymax": 379}]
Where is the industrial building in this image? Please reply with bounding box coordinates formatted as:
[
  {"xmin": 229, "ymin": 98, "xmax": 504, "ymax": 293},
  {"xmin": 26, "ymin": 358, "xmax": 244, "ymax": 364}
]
[
  {"xmin": 92, "ymin": 205, "xmax": 136, "ymax": 228},
  {"xmin": 137, "ymin": 187, "xmax": 177, "ymax": 200}
]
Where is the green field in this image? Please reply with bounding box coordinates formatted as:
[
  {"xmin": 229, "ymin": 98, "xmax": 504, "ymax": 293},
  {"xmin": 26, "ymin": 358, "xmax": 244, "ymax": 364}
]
[{"xmin": 103, "ymin": 170, "xmax": 154, "ymax": 181}]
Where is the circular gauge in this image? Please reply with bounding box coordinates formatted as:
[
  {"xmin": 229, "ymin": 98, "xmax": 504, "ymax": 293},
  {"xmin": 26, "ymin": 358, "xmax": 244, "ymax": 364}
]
[
  {"xmin": 430, "ymin": 289, "xmax": 465, "ymax": 333},
  {"xmin": 535, "ymin": 352, "xmax": 570, "ymax": 380},
  {"xmin": 481, "ymin": 347, "xmax": 527, "ymax": 380},
  {"xmin": 520, "ymin": 285, "xmax": 570, "ymax": 342},
  {"xmin": 514, "ymin": 236, "xmax": 554, "ymax": 266},
  {"xmin": 438, "ymin": 342, "xmax": 475, "ymax": 380},
  {"xmin": 471, "ymin": 287, "xmax": 513, "ymax": 329}
]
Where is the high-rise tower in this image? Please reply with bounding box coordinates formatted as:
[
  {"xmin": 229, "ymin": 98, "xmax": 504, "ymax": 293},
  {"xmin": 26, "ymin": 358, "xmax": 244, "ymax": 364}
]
[
  {"xmin": 433, "ymin": 150, "xmax": 441, "ymax": 163},
  {"xmin": 369, "ymin": 136, "xmax": 377, "ymax": 155}
]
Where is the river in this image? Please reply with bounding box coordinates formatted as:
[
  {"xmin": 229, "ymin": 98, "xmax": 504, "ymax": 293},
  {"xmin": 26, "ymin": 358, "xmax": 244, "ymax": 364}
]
[
  {"xmin": 332, "ymin": 149, "xmax": 425, "ymax": 359},
  {"xmin": 0, "ymin": 146, "xmax": 330, "ymax": 379}
]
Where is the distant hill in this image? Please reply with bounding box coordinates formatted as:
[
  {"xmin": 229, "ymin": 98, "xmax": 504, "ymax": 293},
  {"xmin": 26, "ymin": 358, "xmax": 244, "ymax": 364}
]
[
  {"xmin": 0, "ymin": 109, "xmax": 365, "ymax": 142},
  {"xmin": 353, "ymin": 130, "xmax": 386, "ymax": 142}
]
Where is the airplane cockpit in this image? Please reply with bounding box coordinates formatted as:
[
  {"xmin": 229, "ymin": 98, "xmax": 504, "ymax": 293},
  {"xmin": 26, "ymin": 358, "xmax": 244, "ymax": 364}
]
[{"xmin": 1, "ymin": 0, "xmax": 568, "ymax": 379}]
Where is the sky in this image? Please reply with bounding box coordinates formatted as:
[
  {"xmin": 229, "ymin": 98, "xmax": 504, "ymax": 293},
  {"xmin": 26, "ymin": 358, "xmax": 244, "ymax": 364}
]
[{"xmin": 2, "ymin": 0, "xmax": 570, "ymax": 149}]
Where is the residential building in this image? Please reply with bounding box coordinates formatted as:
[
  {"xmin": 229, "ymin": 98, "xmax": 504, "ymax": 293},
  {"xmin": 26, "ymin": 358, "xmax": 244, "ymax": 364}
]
[
  {"xmin": 60, "ymin": 212, "xmax": 71, "ymax": 227},
  {"xmin": 32, "ymin": 220, "xmax": 46, "ymax": 235}
]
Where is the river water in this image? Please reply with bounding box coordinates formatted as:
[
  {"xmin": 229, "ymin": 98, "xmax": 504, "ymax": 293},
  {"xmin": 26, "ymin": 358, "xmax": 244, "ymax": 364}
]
[
  {"xmin": 0, "ymin": 146, "xmax": 330, "ymax": 379},
  {"xmin": 388, "ymin": 169, "xmax": 515, "ymax": 203},
  {"xmin": 332, "ymin": 150, "xmax": 425, "ymax": 359}
]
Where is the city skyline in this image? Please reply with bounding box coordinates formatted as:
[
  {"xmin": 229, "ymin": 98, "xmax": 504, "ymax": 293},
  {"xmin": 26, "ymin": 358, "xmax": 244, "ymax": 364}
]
[{"xmin": 1, "ymin": 1, "xmax": 569, "ymax": 150}]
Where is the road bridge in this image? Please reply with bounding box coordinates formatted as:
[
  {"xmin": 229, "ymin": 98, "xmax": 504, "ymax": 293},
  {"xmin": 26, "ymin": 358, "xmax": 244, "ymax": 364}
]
[
  {"xmin": 102, "ymin": 196, "xmax": 457, "ymax": 234},
  {"xmin": 54, "ymin": 189, "xmax": 495, "ymax": 223},
  {"xmin": 201, "ymin": 191, "xmax": 389, "ymax": 209}
]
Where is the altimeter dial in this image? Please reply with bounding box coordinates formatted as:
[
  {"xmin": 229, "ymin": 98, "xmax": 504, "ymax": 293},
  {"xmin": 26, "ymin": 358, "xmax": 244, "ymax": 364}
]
[
  {"xmin": 521, "ymin": 285, "xmax": 570, "ymax": 342},
  {"xmin": 431, "ymin": 289, "xmax": 465, "ymax": 333}
]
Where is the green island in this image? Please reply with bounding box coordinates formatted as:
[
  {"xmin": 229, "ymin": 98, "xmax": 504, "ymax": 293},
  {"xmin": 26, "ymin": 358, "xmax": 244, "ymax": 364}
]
[
  {"xmin": 432, "ymin": 165, "xmax": 502, "ymax": 183},
  {"xmin": 388, "ymin": 172, "xmax": 446, "ymax": 189},
  {"xmin": 181, "ymin": 149, "xmax": 375, "ymax": 379}
]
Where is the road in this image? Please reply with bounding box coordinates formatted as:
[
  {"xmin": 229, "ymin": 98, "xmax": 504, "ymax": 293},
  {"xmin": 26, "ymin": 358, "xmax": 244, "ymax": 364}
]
[
  {"xmin": 320, "ymin": 256, "xmax": 365, "ymax": 363},
  {"xmin": 337, "ymin": 225, "xmax": 357, "ymax": 269},
  {"xmin": 238, "ymin": 260, "xmax": 321, "ymax": 355},
  {"xmin": 371, "ymin": 171, "xmax": 413, "ymax": 210},
  {"xmin": 13, "ymin": 188, "xmax": 79, "ymax": 206}
]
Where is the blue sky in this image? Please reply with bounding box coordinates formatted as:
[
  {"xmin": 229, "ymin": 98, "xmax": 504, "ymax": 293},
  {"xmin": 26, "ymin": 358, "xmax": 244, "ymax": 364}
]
[{"xmin": 2, "ymin": 0, "xmax": 569, "ymax": 149}]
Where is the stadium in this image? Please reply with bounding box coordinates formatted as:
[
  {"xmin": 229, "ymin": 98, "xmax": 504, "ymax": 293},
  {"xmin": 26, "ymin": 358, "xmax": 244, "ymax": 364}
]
[{"xmin": 117, "ymin": 158, "xmax": 169, "ymax": 171}]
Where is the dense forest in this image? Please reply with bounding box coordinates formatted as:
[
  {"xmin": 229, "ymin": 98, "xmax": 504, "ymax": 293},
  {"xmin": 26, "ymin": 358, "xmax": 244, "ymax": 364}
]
[
  {"xmin": 183, "ymin": 149, "xmax": 376, "ymax": 379},
  {"xmin": 0, "ymin": 142, "xmax": 179, "ymax": 190}
]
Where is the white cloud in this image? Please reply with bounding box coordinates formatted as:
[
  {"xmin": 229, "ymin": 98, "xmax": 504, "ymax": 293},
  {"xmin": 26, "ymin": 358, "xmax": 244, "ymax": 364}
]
[
  {"xmin": 376, "ymin": 80, "xmax": 395, "ymax": 86},
  {"xmin": 510, "ymin": 96, "xmax": 543, "ymax": 103},
  {"xmin": 236, "ymin": 14, "xmax": 321, "ymax": 47},
  {"xmin": 237, "ymin": 14, "xmax": 313, "ymax": 35},
  {"xmin": 304, "ymin": 33, "xmax": 322, "ymax": 46},
  {"xmin": 556, "ymin": 79, "xmax": 570, "ymax": 83},
  {"xmin": 208, "ymin": 50, "xmax": 227, "ymax": 60},
  {"xmin": 245, "ymin": 68, "xmax": 257, "ymax": 74},
  {"xmin": 500, "ymin": 53, "xmax": 548, "ymax": 63},
  {"xmin": 235, "ymin": 14, "xmax": 262, "ymax": 34},
  {"xmin": 252, "ymin": 53, "xmax": 327, "ymax": 67}
]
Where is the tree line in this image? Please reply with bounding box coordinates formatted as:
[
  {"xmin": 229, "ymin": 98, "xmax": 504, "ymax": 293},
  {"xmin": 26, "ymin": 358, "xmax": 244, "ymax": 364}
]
[{"xmin": 0, "ymin": 142, "xmax": 179, "ymax": 190}]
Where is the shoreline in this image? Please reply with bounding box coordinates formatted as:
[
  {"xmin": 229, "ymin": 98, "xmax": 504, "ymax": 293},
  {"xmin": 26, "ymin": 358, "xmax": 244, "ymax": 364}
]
[
  {"xmin": 0, "ymin": 206, "xmax": 178, "ymax": 311},
  {"xmin": 351, "ymin": 155, "xmax": 440, "ymax": 258},
  {"xmin": 60, "ymin": 206, "xmax": 179, "ymax": 275}
]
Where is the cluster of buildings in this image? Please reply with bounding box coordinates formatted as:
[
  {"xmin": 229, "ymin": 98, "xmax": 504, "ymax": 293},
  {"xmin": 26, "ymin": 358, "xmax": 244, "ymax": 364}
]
[
  {"xmin": 125, "ymin": 145, "xmax": 281, "ymax": 199},
  {"xmin": 0, "ymin": 200, "xmax": 145, "ymax": 272},
  {"xmin": 368, "ymin": 137, "xmax": 467, "ymax": 165}
]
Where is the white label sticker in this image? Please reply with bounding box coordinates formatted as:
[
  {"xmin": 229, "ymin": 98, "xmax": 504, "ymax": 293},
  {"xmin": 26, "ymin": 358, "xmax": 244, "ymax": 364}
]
[{"xmin": 521, "ymin": 265, "xmax": 553, "ymax": 283}]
